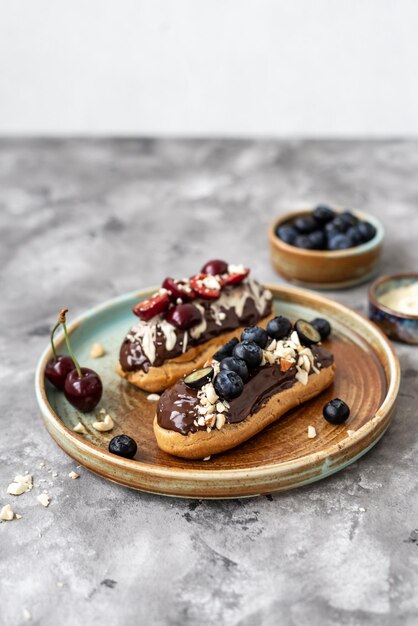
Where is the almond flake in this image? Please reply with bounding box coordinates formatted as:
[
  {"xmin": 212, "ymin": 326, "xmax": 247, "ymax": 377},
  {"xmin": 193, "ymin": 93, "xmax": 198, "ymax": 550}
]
[
  {"xmin": 147, "ymin": 393, "xmax": 161, "ymax": 401},
  {"xmin": 204, "ymin": 384, "xmax": 219, "ymax": 405},
  {"xmin": 216, "ymin": 414, "xmax": 226, "ymax": 430},
  {"xmin": 307, "ymin": 425, "xmax": 317, "ymax": 439},
  {"xmin": 90, "ymin": 342, "xmax": 105, "ymax": 358},
  {"xmin": 0, "ymin": 504, "xmax": 15, "ymax": 521},
  {"xmin": 203, "ymin": 456, "xmax": 211, "ymax": 461},
  {"xmin": 68, "ymin": 471, "xmax": 80, "ymax": 480},
  {"xmin": 295, "ymin": 369, "xmax": 308, "ymax": 385},
  {"xmin": 216, "ymin": 402, "xmax": 226, "ymax": 413},
  {"xmin": 92, "ymin": 414, "xmax": 114, "ymax": 432},
  {"xmin": 7, "ymin": 474, "xmax": 33, "ymax": 496},
  {"xmin": 37, "ymin": 493, "xmax": 50, "ymax": 507},
  {"xmin": 73, "ymin": 422, "xmax": 87, "ymax": 434}
]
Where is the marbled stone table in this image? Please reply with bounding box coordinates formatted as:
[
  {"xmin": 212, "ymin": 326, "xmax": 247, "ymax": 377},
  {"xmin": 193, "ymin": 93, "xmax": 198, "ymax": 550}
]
[{"xmin": 1, "ymin": 140, "xmax": 417, "ymax": 626}]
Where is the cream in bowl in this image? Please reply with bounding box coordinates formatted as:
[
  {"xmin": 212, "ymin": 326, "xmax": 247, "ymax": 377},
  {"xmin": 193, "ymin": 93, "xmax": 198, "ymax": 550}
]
[{"xmin": 369, "ymin": 273, "xmax": 418, "ymax": 344}]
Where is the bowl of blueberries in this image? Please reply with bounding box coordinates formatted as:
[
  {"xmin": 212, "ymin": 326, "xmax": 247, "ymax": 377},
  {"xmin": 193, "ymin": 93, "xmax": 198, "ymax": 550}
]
[{"xmin": 269, "ymin": 205, "xmax": 384, "ymax": 289}]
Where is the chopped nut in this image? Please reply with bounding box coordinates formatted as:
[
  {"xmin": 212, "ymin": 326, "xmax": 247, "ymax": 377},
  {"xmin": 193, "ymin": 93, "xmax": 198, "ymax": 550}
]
[
  {"xmin": 7, "ymin": 474, "xmax": 33, "ymax": 496},
  {"xmin": 197, "ymin": 416, "xmax": 206, "ymax": 427},
  {"xmin": 37, "ymin": 493, "xmax": 50, "ymax": 507},
  {"xmin": 92, "ymin": 414, "xmax": 114, "ymax": 432},
  {"xmin": 307, "ymin": 425, "xmax": 317, "ymax": 439},
  {"xmin": 68, "ymin": 471, "xmax": 80, "ymax": 480},
  {"xmin": 216, "ymin": 401, "xmax": 226, "ymax": 413},
  {"xmin": 204, "ymin": 383, "xmax": 219, "ymax": 405},
  {"xmin": 204, "ymin": 414, "xmax": 216, "ymax": 429},
  {"xmin": 73, "ymin": 422, "xmax": 87, "ymax": 434},
  {"xmin": 280, "ymin": 359, "xmax": 293, "ymax": 372},
  {"xmin": 216, "ymin": 414, "xmax": 226, "ymax": 430},
  {"xmin": 295, "ymin": 368, "xmax": 308, "ymax": 385},
  {"xmin": 15, "ymin": 513, "xmax": 22, "ymax": 519},
  {"xmin": 147, "ymin": 393, "xmax": 160, "ymax": 401},
  {"xmin": 203, "ymin": 456, "xmax": 211, "ymax": 461},
  {"xmin": 99, "ymin": 408, "xmax": 106, "ymax": 414},
  {"xmin": 0, "ymin": 504, "xmax": 15, "ymax": 521},
  {"xmin": 90, "ymin": 342, "xmax": 105, "ymax": 358}
]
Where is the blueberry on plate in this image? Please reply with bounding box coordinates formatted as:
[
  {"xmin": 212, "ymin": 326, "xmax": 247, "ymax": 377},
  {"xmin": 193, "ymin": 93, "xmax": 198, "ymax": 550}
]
[
  {"xmin": 213, "ymin": 337, "xmax": 239, "ymax": 362},
  {"xmin": 311, "ymin": 317, "xmax": 331, "ymax": 340},
  {"xmin": 214, "ymin": 370, "xmax": 244, "ymax": 400},
  {"xmin": 294, "ymin": 235, "xmax": 316, "ymax": 250},
  {"xmin": 308, "ymin": 230, "xmax": 326, "ymax": 250},
  {"xmin": 108, "ymin": 435, "xmax": 137, "ymax": 459},
  {"xmin": 241, "ymin": 325, "xmax": 268, "ymax": 348},
  {"xmin": 267, "ymin": 316, "xmax": 292, "ymax": 340},
  {"xmin": 323, "ymin": 398, "xmax": 350, "ymax": 424},
  {"xmin": 220, "ymin": 356, "xmax": 249, "ymax": 382},
  {"xmin": 232, "ymin": 341, "xmax": 263, "ymax": 369},
  {"xmin": 277, "ymin": 224, "xmax": 298, "ymax": 245},
  {"xmin": 328, "ymin": 234, "xmax": 352, "ymax": 250},
  {"xmin": 184, "ymin": 366, "xmax": 214, "ymax": 389},
  {"xmin": 295, "ymin": 319, "xmax": 321, "ymax": 346},
  {"xmin": 293, "ymin": 216, "xmax": 317, "ymax": 234},
  {"xmin": 357, "ymin": 221, "xmax": 376, "ymax": 243},
  {"xmin": 340, "ymin": 210, "xmax": 358, "ymax": 227},
  {"xmin": 313, "ymin": 205, "xmax": 335, "ymax": 224}
]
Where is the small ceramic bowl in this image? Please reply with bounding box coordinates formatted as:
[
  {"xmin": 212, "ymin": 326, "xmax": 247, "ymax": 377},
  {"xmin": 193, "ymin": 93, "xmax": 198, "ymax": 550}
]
[
  {"xmin": 369, "ymin": 273, "xmax": 418, "ymax": 344},
  {"xmin": 269, "ymin": 208, "xmax": 384, "ymax": 289}
]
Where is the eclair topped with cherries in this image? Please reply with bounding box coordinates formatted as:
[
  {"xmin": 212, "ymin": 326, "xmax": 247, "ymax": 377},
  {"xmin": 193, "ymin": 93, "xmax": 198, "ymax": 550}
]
[{"xmin": 117, "ymin": 260, "xmax": 273, "ymax": 392}]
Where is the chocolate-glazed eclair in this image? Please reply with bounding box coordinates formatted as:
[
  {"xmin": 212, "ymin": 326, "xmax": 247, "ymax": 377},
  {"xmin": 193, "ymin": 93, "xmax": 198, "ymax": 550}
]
[
  {"xmin": 154, "ymin": 318, "xmax": 336, "ymax": 459},
  {"xmin": 116, "ymin": 260, "xmax": 273, "ymax": 392}
]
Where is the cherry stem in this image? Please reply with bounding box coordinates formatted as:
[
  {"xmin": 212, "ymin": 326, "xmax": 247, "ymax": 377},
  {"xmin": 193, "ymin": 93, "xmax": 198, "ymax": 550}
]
[
  {"xmin": 59, "ymin": 308, "xmax": 83, "ymax": 379},
  {"xmin": 49, "ymin": 320, "xmax": 61, "ymax": 361}
]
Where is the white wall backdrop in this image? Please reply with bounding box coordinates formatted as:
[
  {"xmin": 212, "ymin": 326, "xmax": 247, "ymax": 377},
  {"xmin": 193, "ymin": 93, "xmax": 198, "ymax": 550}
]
[{"xmin": 1, "ymin": 0, "xmax": 417, "ymax": 136}]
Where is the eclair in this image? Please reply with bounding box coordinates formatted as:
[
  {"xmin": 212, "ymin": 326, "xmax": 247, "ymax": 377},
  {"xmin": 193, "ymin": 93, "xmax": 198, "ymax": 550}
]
[
  {"xmin": 117, "ymin": 260, "xmax": 273, "ymax": 392},
  {"xmin": 154, "ymin": 317, "xmax": 336, "ymax": 459}
]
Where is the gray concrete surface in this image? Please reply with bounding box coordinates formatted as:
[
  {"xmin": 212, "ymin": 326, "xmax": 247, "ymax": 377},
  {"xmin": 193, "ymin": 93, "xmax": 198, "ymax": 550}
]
[{"xmin": 1, "ymin": 139, "xmax": 418, "ymax": 626}]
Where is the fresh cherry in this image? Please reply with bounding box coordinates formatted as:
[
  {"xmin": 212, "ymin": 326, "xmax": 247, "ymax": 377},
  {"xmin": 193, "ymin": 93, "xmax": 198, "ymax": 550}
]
[
  {"xmin": 162, "ymin": 277, "xmax": 195, "ymax": 302},
  {"xmin": 45, "ymin": 355, "xmax": 76, "ymax": 390},
  {"xmin": 59, "ymin": 308, "xmax": 103, "ymax": 413},
  {"xmin": 189, "ymin": 273, "xmax": 221, "ymax": 300},
  {"xmin": 166, "ymin": 303, "xmax": 202, "ymax": 330},
  {"xmin": 201, "ymin": 259, "xmax": 229, "ymax": 276},
  {"xmin": 64, "ymin": 368, "xmax": 103, "ymax": 412},
  {"xmin": 44, "ymin": 314, "xmax": 76, "ymax": 389},
  {"xmin": 133, "ymin": 291, "xmax": 170, "ymax": 321}
]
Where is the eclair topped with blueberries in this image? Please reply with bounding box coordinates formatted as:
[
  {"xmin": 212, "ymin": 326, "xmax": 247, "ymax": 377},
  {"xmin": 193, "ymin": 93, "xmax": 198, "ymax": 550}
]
[{"xmin": 117, "ymin": 260, "xmax": 273, "ymax": 392}]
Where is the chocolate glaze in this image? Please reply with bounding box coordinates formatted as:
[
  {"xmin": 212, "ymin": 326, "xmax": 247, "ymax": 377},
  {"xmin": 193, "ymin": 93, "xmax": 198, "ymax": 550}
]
[
  {"xmin": 157, "ymin": 345, "xmax": 334, "ymax": 435},
  {"xmin": 120, "ymin": 285, "xmax": 272, "ymax": 373}
]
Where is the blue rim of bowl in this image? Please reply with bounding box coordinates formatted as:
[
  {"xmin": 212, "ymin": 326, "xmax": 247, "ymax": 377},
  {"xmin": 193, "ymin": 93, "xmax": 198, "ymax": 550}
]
[
  {"xmin": 369, "ymin": 272, "xmax": 418, "ymax": 321},
  {"xmin": 270, "ymin": 208, "xmax": 384, "ymax": 258}
]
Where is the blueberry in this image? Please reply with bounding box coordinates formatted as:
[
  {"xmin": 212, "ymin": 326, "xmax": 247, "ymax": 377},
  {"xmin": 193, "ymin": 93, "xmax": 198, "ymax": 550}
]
[
  {"xmin": 323, "ymin": 398, "xmax": 350, "ymax": 425},
  {"xmin": 313, "ymin": 205, "xmax": 335, "ymax": 224},
  {"xmin": 311, "ymin": 317, "xmax": 332, "ymax": 340},
  {"xmin": 232, "ymin": 341, "xmax": 263, "ymax": 369},
  {"xmin": 108, "ymin": 435, "xmax": 137, "ymax": 459},
  {"xmin": 293, "ymin": 216, "xmax": 317, "ymax": 234},
  {"xmin": 220, "ymin": 356, "xmax": 249, "ymax": 382},
  {"xmin": 241, "ymin": 326, "xmax": 268, "ymax": 348},
  {"xmin": 308, "ymin": 230, "xmax": 326, "ymax": 250},
  {"xmin": 328, "ymin": 234, "xmax": 352, "ymax": 250},
  {"xmin": 294, "ymin": 319, "xmax": 321, "ymax": 346},
  {"xmin": 213, "ymin": 337, "xmax": 239, "ymax": 362},
  {"xmin": 346, "ymin": 225, "xmax": 363, "ymax": 246},
  {"xmin": 330, "ymin": 216, "xmax": 349, "ymax": 233},
  {"xmin": 357, "ymin": 221, "xmax": 376, "ymax": 243},
  {"xmin": 340, "ymin": 210, "xmax": 358, "ymax": 227},
  {"xmin": 276, "ymin": 224, "xmax": 298, "ymax": 245},
  {"xmin": 267, "ymin": 316, "xmax": 292, "ymax": 340},
  {"xmin": 294, "ymin": 235, "xmax": 316, "ymax": 250},
  {"xmin": 214, "ymin": 370, "xmax": 244, "ymax": 400}
]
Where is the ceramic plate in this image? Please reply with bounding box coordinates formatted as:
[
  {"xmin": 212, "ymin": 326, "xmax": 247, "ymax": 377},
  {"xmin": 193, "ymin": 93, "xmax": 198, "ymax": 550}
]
[{"xmin": 35, "ymin": 285, "xmax": 400, "ymax": 499}]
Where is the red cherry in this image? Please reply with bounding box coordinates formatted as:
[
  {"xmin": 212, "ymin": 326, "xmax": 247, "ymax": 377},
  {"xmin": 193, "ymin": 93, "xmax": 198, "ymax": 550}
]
[
  {"xmin": 166, "ymin": 303, "xmax": 202, "ymax": 330},
  {"xmin": 45, "ymin": 355, "xmax": 76, "ymax": 390},
  {"xmin": 189, "ymin": 273, "xmax": 221, "ymax": 300},
  {"xmin": 133, "ymin": 291, "xmax": 170, "ymax": 321},
  {"xmin": 64, "ymin": 367, "xmax": 103, "ymax": 412},
  {"xmin": 222, "ymin": 267, "xmax": 250, "ymax": 286},
  {"xmin": 162, "ymin": 277, "xmax": 196, "ymax": 302},
  {"xmin": 201, "ymin": 259, "xmax": 229, "ymax": 276}
]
